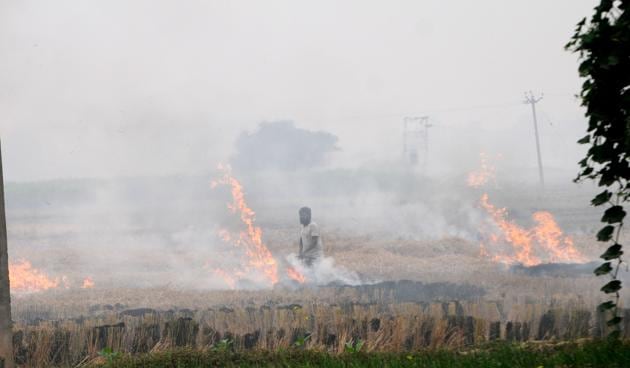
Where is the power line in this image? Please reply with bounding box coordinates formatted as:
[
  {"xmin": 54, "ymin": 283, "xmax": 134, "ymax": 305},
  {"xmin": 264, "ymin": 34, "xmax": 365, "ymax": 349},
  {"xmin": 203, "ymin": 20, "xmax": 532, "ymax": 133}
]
[{"xmin": 344, "ymin": 100, "xmax": 524, "ymax": 120}]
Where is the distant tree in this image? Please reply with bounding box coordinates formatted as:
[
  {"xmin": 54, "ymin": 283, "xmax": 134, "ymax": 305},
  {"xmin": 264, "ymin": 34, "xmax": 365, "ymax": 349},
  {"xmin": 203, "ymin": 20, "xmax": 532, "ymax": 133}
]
[
  {"xmin": 230, "ymin": 121, "xmax": 339, "ymax": 171},
  {"xmin": 567, "ymin": 0, "xmax": 629, "ymax": 338}
]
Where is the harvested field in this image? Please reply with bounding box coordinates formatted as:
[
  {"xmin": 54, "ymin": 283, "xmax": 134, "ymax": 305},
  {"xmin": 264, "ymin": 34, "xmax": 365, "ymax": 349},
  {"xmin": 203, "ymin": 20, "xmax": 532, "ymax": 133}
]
[
  {"xmin": 10, "ymin": 289, "xmax": 628, "ymax": 367},
  {"xmin": 4, "ymin": 175, "xmax": 629, "ymax": 367},
  {"xmin": 8, "ymin": 272, "xmax": 630, "ymax": 367}
]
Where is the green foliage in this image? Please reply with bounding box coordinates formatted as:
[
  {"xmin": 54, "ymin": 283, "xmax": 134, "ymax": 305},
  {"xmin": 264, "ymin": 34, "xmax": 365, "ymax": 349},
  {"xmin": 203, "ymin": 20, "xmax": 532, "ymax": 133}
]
[
  {"xmin": 293, "ymin": 334, "xmax": 311, "ymax": 349},
  {"xmin": 86, "ymin": 340, "xmax": 630, "ymax": 368},
  {"xmin": 607, "ymin": 316, "xmax": 623, "ymax": 326},
  {"xmin": 602, "ymin": 206, "xmax": 627, "ymax": 224},
  {"xmin": 599, "ymin": 300, "xmax": 616, "ymax": 311},
  {"xmin": 212, "ymin": 338, "xmax": 233, "ymax": 353},
  {"xmin": 600, "ymin": 244, "xmax": 623, "ymax": 260},
  {"xmin": 601, "ymin": 280, "xmax": 622, "ymax": 293},
  {"xmin": 608, "ymin": 329, "xmax": 622, "ymax": 339},
  {"xmin": 343, "ymin": 339, "xmax": 364, "ymax": 353},
  {"xmin": 592, "ymin": 190, "xmax": 613, "ymax": 206},
  {"xmin": 567, "ymin": 0, "xmax": 630, "ymax": 337},
  {"xmin": 97, "ymin": 347, "xmax": 122, "ymax": 367},
  {"xmin": 594, "ymin": 262, "xmax": 613, "ymax": 275},
  {"xmin": 596, "ymin": 225, "xmax": 615, "ymax": 241}
]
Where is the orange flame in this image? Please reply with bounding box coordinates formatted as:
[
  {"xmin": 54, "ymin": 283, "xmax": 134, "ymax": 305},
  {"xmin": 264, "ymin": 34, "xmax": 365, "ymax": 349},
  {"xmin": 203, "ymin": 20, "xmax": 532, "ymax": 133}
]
[
  {"xmin": 287, "ymin": 266, "xmax": 306, "ymax": 283},
  {"xmin": 9, "ymin": 260, "xmax": 59, "ymax": 293},
  {"xmin": 467, "ymin": 152, "xmax": 496, "ymax": 188},
  {"xmin": 480, "ymin": 194, "xmax": 540, "ymax": 266},
  {"xmin": 479, "ymin": 194, "xmax": 585, "ymax": 266},
  {"xmin": 214, "ymin": 269, "xmax": 238, "ymax": 289},
  {"xmin": 531, "ymin": 212, "xmax": 586, "ymax": 263},
  {"xmin": 81, "ymin": 277, "xmax": 95, "ymax": 289},
  {"xmin": 467, "ymin": 152, "xmax": 584, "ymax": 266},
  {"xmin": 212, "ymin": 164, "xmax": 285, "ymax": 286}
]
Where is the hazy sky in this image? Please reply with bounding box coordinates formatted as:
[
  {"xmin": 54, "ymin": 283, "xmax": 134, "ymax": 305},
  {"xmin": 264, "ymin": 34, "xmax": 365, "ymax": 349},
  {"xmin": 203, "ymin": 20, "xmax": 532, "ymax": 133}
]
[{"xmin": 0, "ymin": 0, "xmax": 597, "ymax": 182}]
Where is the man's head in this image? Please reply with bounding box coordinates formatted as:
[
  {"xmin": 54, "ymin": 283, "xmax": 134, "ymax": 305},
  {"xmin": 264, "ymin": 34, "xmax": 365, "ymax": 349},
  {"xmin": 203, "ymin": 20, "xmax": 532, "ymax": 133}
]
[{"xmin": 299, "ymin": 207, "xmax": 311, "ymax": 226}]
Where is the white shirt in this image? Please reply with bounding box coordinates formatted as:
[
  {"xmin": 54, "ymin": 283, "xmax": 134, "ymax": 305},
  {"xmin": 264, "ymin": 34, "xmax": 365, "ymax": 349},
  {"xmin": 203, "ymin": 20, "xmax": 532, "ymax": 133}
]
[{"xmin": 300, "ymin": 222, "xmax": 323, "ymax": 259}]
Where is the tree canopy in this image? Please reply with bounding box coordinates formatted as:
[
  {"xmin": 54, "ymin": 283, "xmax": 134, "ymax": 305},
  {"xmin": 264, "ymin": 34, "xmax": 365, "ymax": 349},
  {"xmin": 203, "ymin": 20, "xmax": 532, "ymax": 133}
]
[{"xmin": 230, "ymin": 121, "xmax": 339, "ymax": 171}]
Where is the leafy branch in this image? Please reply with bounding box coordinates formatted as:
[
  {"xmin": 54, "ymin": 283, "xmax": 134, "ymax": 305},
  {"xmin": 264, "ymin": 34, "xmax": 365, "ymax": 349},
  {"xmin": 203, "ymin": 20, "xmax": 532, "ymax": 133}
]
[{"xmin": 567, "ymin": 0, "xmax": 630, "ymax": 338}]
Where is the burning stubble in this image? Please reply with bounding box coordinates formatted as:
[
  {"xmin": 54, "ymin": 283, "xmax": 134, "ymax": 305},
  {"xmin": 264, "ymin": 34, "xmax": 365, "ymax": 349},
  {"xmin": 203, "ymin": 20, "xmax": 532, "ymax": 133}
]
[
  {"xmin": 210, "ymin": 164, "xmax": 304, "ymax": 288},
  {"xmin": 468, "ymin": 153, "xmax": 586, "ymax": 267}
]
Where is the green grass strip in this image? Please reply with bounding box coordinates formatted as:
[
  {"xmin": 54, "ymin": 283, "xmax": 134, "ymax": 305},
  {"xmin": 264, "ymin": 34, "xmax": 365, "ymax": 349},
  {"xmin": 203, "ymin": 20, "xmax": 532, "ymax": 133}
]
[{"xmin": 89, "ymin": 340, "xmax": 630, "ymax": 368}]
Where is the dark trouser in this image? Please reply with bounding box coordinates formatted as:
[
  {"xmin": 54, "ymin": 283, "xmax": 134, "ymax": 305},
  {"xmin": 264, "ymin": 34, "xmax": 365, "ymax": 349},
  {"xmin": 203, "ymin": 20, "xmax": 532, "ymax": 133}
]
[{"xmin": 300, "ymin": 256, "xmax": 316, "ymax": 267}]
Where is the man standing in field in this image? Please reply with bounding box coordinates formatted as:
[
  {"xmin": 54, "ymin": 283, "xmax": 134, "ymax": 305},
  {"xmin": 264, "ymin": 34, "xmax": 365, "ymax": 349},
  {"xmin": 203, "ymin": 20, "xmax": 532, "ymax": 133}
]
[{"xmin": 298, "ymin": 207, "xmax": 323, "ymax": 267}]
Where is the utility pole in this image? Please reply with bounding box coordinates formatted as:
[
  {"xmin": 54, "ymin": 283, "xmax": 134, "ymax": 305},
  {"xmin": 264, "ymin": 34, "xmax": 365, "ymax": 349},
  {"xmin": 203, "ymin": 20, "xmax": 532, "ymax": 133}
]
[
  {"xmin": 402, "ymin": 116, "xmax": 433, "ymax": 173},
  {"xmin": 0, "ymin": 140, "xmax": 13, "ymax": 368},
  {"xmin": 524, "ymin": 91, "xmax": 545, "ymax": 189}
]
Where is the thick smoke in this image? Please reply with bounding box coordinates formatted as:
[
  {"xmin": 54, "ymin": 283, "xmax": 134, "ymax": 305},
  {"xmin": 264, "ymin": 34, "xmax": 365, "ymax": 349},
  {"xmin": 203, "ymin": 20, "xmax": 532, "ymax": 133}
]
[
  {"xmin": 0, "ymin": 0, "xmax": 606, "ymax": 294},
  {"xmin": 285, "ymin": 254, "xmax": 362, "ymax": 286},
  {"xmin": 4, "ymin": 118, "xmax": 602, "ymax": 292}
]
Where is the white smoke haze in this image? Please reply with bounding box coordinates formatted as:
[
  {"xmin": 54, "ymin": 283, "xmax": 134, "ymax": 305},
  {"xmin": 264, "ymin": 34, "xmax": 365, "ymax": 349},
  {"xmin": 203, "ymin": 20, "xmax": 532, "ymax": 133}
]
[
  {"xmin": 0, "ymin": 1, "xmax": 597, "ymax": 181},
  {"xmin": 2, "ymin": 0, "xmax": 621, "ymax": 299},
  {"xmin": 285, "ymin": 254, "xmax": 362, "ymax": 286}
]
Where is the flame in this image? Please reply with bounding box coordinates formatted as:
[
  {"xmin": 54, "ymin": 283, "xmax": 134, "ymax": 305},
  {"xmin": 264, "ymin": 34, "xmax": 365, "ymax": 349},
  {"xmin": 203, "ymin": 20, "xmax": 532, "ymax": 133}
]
[
  {"xmin": 467, "ymin": 152, "xmax": 585, "ymax": 266},
  {"xmin": 480, "ymin": 194, "xmax": 540, "ymax": 266},
  {"xmin": 9, "ymin": 260, "xmax": 59, "ymax": 293},
  {"xmin": 479, "ymin": 194, "xmax": 585, "ymax": 266},
  {"xmin": 213, "ymin": 164, "xmax": 301, "ymax": 287},
  {"xmin": 9, "ymin": 260, "xmax": 96, "ymax": 292},
  {"xmin": 218, "ymin": 229, "xmax": 232, "ymax": 242},
  {"xmin": 81, "ymin": 277, "xmax": 95, "ymax": 289},
  {"xmin": 467, "ymin": 152, "xmax": 496, "ymax": 188},
  {"xmin": 214, "ymin": 269, "xmax": 238, "ymax": 289},
  {"xmin": 531, "ymin": 212, "xmax": 586, "ymax": 263},
  {"xmin": 287, "ymin": 266, "xmax": 306, "ymax": 283}
]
